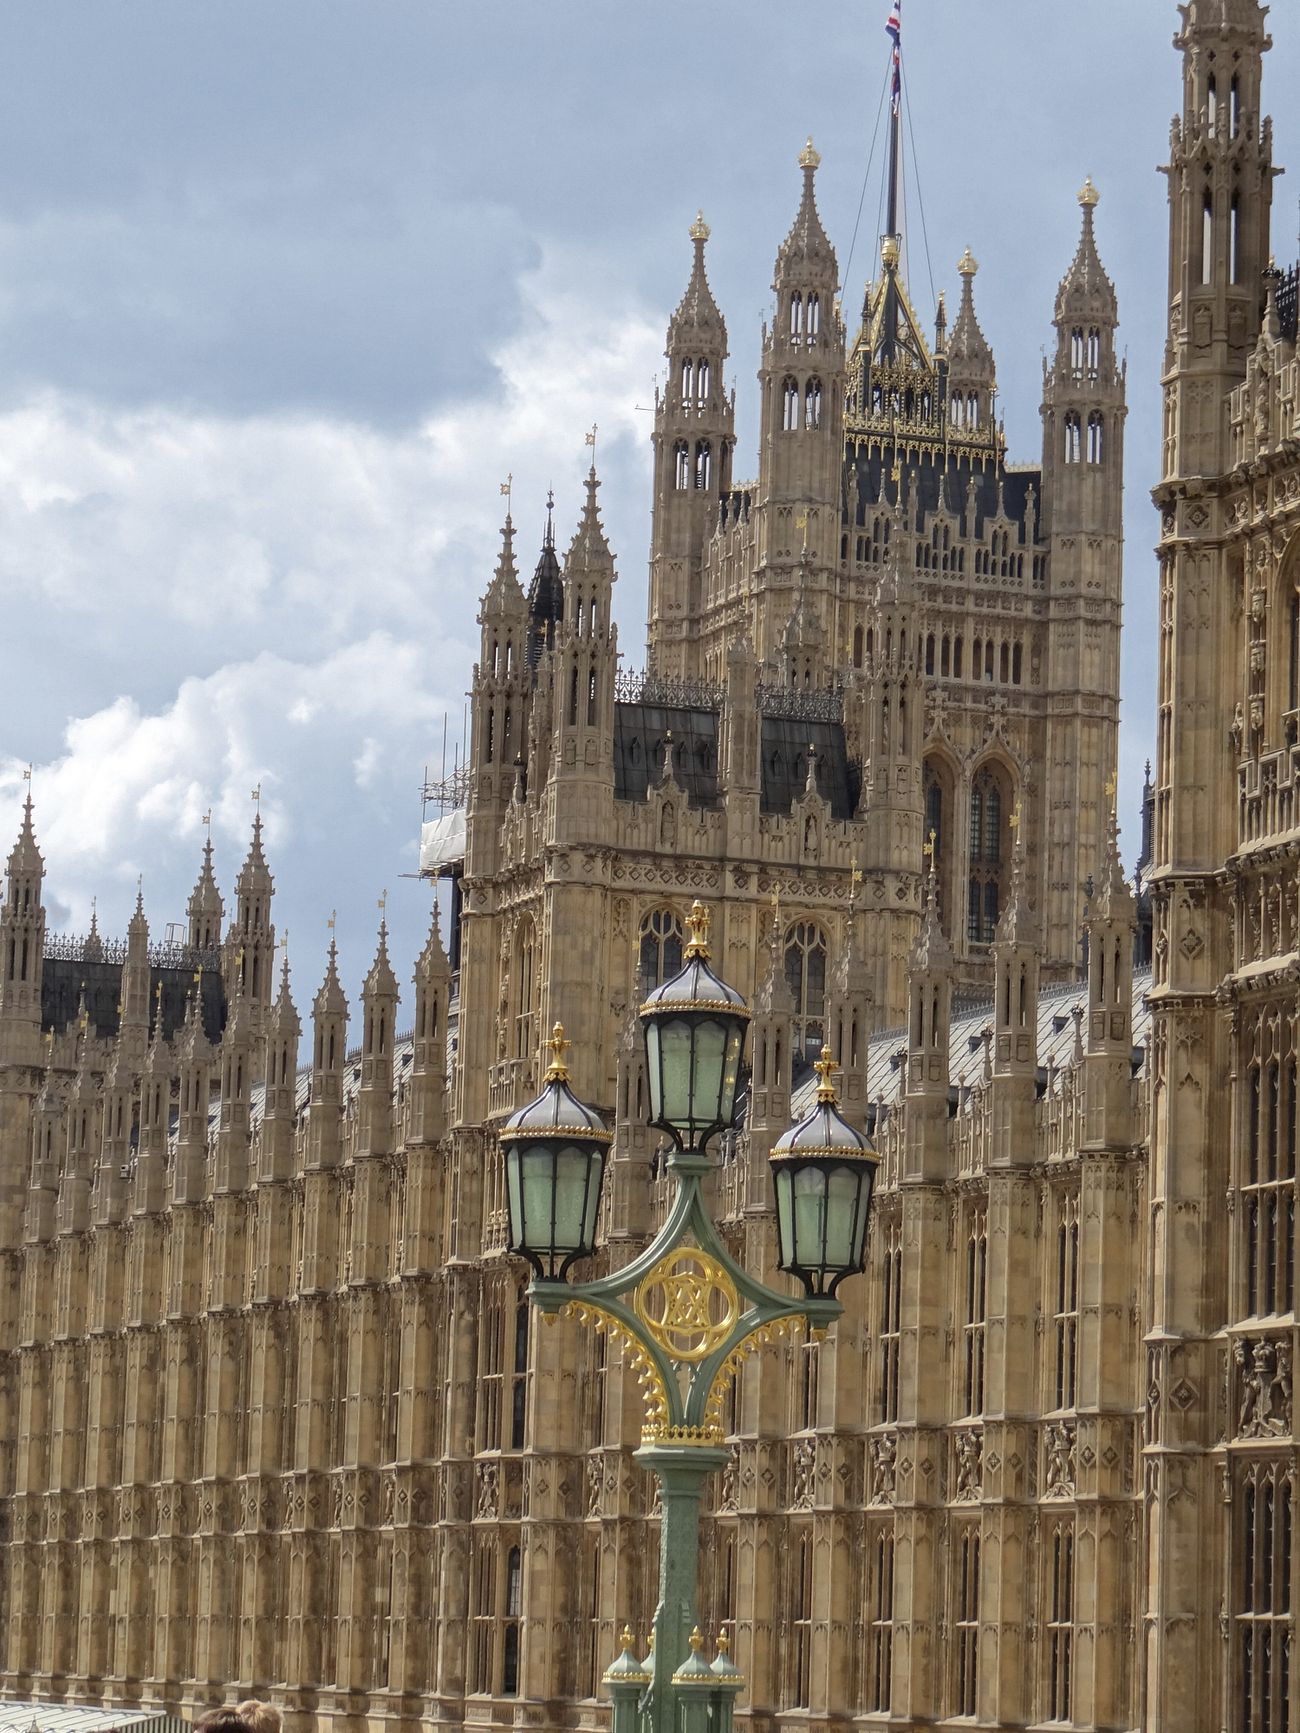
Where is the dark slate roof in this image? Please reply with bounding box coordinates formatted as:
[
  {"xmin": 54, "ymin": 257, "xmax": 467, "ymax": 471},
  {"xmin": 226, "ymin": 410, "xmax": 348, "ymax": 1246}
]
[
  {"xmin": 845, "ymin": 447, "xmax": 1041, "ymax": 537},
  {"xmin": 760, "ymin": 718, "xmax": 857, "ymax": 819},
  {"xmin": 614, "ymin": 704, "xmax": 720, "ymax": 806},
  {"xmin": 614, "ymin": 702, "xmax": 857, "ymax": 820},
  {"xmin": 1279, "ymin": 263, "xmax": 1298, "ymax": 345},
  {"xmin": 41, "ymin": 953, "xmax": 226, "ymax": 1045}
]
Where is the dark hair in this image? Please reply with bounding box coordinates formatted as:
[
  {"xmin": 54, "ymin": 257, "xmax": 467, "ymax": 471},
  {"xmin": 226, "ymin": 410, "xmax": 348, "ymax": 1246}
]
[{"xmin": 194, "ymin": 1712, "xmax": 254, "ymax": 1733}]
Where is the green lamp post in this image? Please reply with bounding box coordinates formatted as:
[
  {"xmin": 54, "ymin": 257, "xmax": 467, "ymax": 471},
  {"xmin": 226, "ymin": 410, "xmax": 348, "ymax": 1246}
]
[{"xmin": 501, "ymin": 900, "xmax": 878, "ymax": 1733}]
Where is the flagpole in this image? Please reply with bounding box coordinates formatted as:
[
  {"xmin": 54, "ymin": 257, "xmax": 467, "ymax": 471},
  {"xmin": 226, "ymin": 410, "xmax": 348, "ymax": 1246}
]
[{"xmin": 882, "ymin": 1, "xmax": 903, "ymax": 361}]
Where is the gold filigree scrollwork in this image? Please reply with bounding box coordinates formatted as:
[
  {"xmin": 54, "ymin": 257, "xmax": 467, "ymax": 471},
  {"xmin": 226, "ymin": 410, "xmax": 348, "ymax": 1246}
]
[{"xmin": 634, "ymin": 1248, "xmax": 739, "ymax": 1364}]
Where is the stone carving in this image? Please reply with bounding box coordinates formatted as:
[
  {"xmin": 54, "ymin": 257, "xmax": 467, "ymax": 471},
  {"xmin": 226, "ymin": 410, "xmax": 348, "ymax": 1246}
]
[
  {"xmin": 1044, "ymin": 1422, "xmax": 1077, "ymax": 1500},
  {"xmin": 954, "ymin": 1429, "xmax": 982, "ymax": 1502},
  {"xmin": 475, "ymin": 1460, "xmax": 499, "ymax": 1521},
  {"xmin": 791, "ymin": 1437, "xmax": 816, "ymax": 1511},
  {"xmin": 1234, "ymin": 1337, "xmax": 1292, "ymax": 1439},
  {"xmin": 870, "ymin": 1433, "xmax": 897, "ymax": 1504}
]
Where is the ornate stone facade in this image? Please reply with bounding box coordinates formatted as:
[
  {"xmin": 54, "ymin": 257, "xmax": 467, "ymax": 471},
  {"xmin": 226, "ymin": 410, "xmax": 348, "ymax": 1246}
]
[{"xmin": 0, "ymin": 4, "xmax": 1294, "ymax": 1733}]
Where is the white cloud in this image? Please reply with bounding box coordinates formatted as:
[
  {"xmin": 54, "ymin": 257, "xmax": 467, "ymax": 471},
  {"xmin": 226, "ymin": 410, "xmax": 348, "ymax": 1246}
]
[{"xmin": 0, "ymin": 249, "xmax": 663, "ymax": 992}]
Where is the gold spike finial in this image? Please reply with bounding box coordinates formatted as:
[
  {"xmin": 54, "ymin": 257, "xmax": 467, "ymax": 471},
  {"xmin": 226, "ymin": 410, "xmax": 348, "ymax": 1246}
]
[
  {"xmin": 684, "ymin": 900, "xmax": 711, "ymax": 960},
  {"xmin": 923, "ymin": 828, "xmax": 936, "ymax": 860},
  {"xmin": 544, "ymin": 1021, "xmax": 571, "ymax": 1084},
  {"xmin": 1078, "ymin": 176, "xmax": 1100, "ymax": 209},
  {"xmin": 689, "ymin": 1627, "xmax": 704, "ymax": 1653},
  {"xmin": 1104, "ymin": 772, "xmax": 1118, "ymax": 808},
  {"xmin": 620, "ymin": 1625, "xmax": 635, "ymax": 1651},
  {"xmin": 814, "ymin": 1045, "xmax": 839, "ymax": 1105},
  {"xmin": 689, "ymin": 210, "xmax": 710, "ymax": 244},
  {"xmin": 798, "ymin": 136, "xmax": 821, "ymax": 172},
  {"xmin": 718, "ymin": 1627, "xmax": 732, "ymax": 1655},
  {"xmin": 1009, "ymin": 802, "xmax": 1022, "ymax": 835}
]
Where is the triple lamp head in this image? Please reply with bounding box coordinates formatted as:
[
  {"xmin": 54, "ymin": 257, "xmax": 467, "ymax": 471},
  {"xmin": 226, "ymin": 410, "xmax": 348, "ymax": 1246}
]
[{"xmin": 501, "ymin": 900, "xmax": 877, "ymax": 1296}]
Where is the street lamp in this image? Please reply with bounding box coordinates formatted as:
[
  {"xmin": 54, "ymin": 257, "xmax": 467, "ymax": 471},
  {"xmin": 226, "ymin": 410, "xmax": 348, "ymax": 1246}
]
[{"xmin": 501, "ymin": 899, "xmax": 876, "ymax": 1733}]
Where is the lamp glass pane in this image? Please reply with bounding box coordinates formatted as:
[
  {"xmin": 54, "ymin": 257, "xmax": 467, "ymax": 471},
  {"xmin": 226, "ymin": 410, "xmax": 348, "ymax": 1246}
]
[
  {"xmin": 520, "ymin": 1149, "xmax": 560, "ymax": 1253},
  {"xmin": 721, "ymin": 1024, "xmax": 745, "ymax": 1122},
  {"xmin": 552, "ymin": 1144, "xmax": 596, "ymax": 1253},
  {"xmin": 823, "ymin": 1166, "xmax": 863, "ymax": 1272},
  {"xmin": 581, "ymin": 1148, "xmax": 606, "ymax": 1245},
  {"xmin": 645, "ymin": 1021, "xmax": 664, "ymax": 1125},
  {"xmin": 792, "ymin": 1165, "xmax": 830, "ymax": 1272},
  {"xmin": 773, "ymin": 1166, "xmax": 794, "ymax": 1268},
  {"xmin": 658, "ymin": 1019, "xmax": 697, "ymax": 1130},
  {"xmin": 505, "ymin": 1149, "xmax": 525, "ymax": 1248},
  {"xmin": 690, "ymin": 1017, "xmax": 728, "ymax": 1130}
]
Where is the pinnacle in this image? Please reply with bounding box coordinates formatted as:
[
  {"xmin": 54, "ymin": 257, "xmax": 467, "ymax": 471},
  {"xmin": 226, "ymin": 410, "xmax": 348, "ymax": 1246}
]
[
  {"xmin": 994, "ymin": 822, "xmax": 1035, "ymax": 948},
  {"xmin": 1055, "ymin": 180, "xmax": 1117, "ymax": 327},
  {"xmin": 314, "ymin": 936, "xmax": 348, "ymax": 1022},
  {"xmin": 364, "ymin": 914, "xmax": 399, "ymax": 998},
  {"xmin": 910, "ymin": 867, "xmax": 953, "ymax": 977},
  {"xmin": 753, "ymin": 907, "xmax": 796, "ymax": 1018},
  {"xmin": 7, "ymin": 788, "xmax": 44, "ymax": 878},
  {"xmin": 669, "ymin": 212, "xmax": 726, "ymax": 344},
  {"xmin": 480, "ymin": 508, "xmax": 528, "ymax": 619},
  {"xmin": 237, "ymin": 812, "xmax": 273, "ymax": 896},
  {"xmin": 947, "ymin": 251, "xmax": 994, "ymax": 375},
  {"xmin": 775, "ymin": 138, "xmax": 836, "ymax": 288},
  {"xmin": 418, "ymin": 898, "xmax": 449, "ymax": 975},
  {"xmin": 565, "ymin": 465, "xmax": 615, "ymax": 575}
]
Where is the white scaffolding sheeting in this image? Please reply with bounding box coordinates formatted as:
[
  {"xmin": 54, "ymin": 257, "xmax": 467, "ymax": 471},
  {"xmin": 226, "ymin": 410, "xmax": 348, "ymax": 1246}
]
[{"xmin": 419, "ymin": 808, "xmax": 466, "ymax": 874}]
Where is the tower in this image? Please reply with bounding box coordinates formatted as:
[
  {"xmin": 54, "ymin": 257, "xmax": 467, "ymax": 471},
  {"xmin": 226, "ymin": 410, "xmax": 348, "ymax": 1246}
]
[
  {"xmin": 466, "ymin": 514, "xmax": 531, "ymax": 881},
  {"xmin": 187, "ymin": 834, "xmax": 223, "ymax": 951},
  {"xmin": 750, "ymin": 141, "xmax": 845, "ymax": 675},
  {"xmin": 225, "ymin": 815, "xmax": 276, "ymax": 1027},
  {"xmin": 646, "ymin": 214, "xmax": 735, "ymax": 680},
  {"xmin": 1039, "ymin": 181, "xmax": 1127, "ymax": 969}
]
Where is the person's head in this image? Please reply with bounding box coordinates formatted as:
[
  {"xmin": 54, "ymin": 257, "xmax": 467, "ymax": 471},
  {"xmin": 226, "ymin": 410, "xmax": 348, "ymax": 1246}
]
[
  {"xmin": 194, "ymin": 1712, "xmax": 252, "ymax": 1733},
  {"xmin": 237, "ymin": 1703, "xmax": 283, "ymax": 1733}
]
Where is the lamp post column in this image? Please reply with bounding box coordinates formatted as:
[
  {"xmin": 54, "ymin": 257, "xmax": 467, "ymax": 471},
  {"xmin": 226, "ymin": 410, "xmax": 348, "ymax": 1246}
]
[{"xmin": 636, "ymin": 1443, "xmax": 730, "ymax": 1733}]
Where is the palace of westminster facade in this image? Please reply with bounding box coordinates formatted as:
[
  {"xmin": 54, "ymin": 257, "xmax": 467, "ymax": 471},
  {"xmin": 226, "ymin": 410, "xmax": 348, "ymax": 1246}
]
[{"xmin": 0, "ymin": 3, "xmax": 1298, "ymax": 1730}]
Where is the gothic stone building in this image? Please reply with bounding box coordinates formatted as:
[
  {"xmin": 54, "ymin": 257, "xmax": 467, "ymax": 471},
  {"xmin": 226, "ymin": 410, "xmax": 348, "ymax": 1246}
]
[{"xmin": 0, "ymin": 4, "xmax": 1295, "ymax": 1732}]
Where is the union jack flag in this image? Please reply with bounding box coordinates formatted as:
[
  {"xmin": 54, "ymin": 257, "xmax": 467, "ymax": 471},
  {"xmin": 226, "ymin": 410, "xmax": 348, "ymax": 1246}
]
[{"xmin": 886, "ymin": 1, "xmax": 902, "ymax": 112}]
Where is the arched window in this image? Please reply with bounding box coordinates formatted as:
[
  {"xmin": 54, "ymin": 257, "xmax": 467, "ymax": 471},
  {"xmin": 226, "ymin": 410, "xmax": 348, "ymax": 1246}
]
[
  {"xmin": 805, "ymin": 379, "xmax": 823, "ymax": 430},
  {"xmin": 1087, "ymin": 412, "xmax": 1105, "ymax": 464},
  {"xmin": 925, "ymin": 633, "xmax": 935, "ymax": 675},
  {"xmin": 1087, "ymin": 327, "xmax": 1101, "ymax": 377},
  {"xmin": 1203, "ymin": 191, "xmax": 1214, "ymax": 286},
  {"xmin": 694, "ymin": 440, "xmax": 712, "ymax": 489},
  {"xmin": 1000, "ymin": 641, "xmax": 1010, "ymax": 684},
  {"xmin": 951, "ymin": 393, "xmax": 964, "ymax": 429},
  {"xmin": 967, "ymin": 392, "xmax": 980, "ymax": 430},
  {"xmin": 853, "ymin": 624, "xmax": 864, "ymax": 669},
  {"xmin": 967, "ymin": 764, "xmax": 1009, "ymax": 946},
  {"xmin": 784, "ymin": 921, "xmax": 828, "ymax": 1062},
  {"xmin": 674, "ymin": 440, "xmax": 690, "ymax": 490},
  {"xmin": 1064, "ymin": 412, "xmax": 1082, "ymax": 464},
  {"xmin": 513, "ymin": 918, "xmax": 536, "ymax": 1060},
  {"xmin": 1070, "ymin": 327, "xmax": 1084, "ymax": 373},
  {"xmin": 639, "ymin": 907, "xmax": 684, "ymax": 987},
  {"xmin": 502, "ymin": 1547, "xmax": 523, "ymax": 1695},
  {"xmin": 1012, "ymin": 641, "xmax": 1023, "ymax": 685},
  {"xmin": 1230, "ymin": 73, "xmax": 1241, "ymax": 138},
  {"xmin": 697, "ymin": 358, "xmax": 710, "ymax": 401},
  {"xmin": 789, "ymin": 291, "xmax": 804, "ymax": 339},
  {"xmin": 680, "ymin": 358, "xmax": 694, "ymax": 399},
  {"xmin": 1231, "ymin": 193, "xmax": 1242, "ymax": 285},
  {"xmin": 953, "ymin": 635, "xmax": 964, "ymax": 678},
  {"xmin": 783, "ymin": 378, "xmax": 801, "ymax": 431},
  {"xmin": 941, "ymin": 634, "xmax": 951, "ymax": 676},
  {"xmin": 1207, "ymin": 72, "xmax": 1218, "ymax": 136}
]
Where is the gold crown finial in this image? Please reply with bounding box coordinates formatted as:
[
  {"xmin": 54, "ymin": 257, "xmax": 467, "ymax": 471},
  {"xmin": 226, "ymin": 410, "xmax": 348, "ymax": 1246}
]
[
  {"xmin": 1078, "ymin": 176, "xmax": 1100, "ymax": 209},
  {"xmin": 689, "ymin": 210, "xmax": 710, "ymax": 244},
  {"xmin": 958, "ymin": 246, "xmax": 978, "ymax": 279},
  {"xmin": 814, "ymin": 1045, "xmax": 839, "ymax": 1105},
  {"xmin": 684, "ymin": 899, "xmax": 711, "ymax": 960},
  {"xmin": 689, "ymin": 1627, "xmax": 704, "ymax": 1653},
  {"xmin": 544, "ymin": 1021, "xmax": 571, "ymax": 1084},
  {"xmin": 798, "ymin": 136, "xmax": 821, "ymax": 172},
  {"xmin": 881, "ymin": 234, "xmax": 900, "ymax": 271}
]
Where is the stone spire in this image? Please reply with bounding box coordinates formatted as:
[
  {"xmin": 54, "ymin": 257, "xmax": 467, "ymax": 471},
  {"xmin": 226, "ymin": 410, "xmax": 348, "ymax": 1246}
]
[
  {"xmin": 307, "ymin": 936, "xmax": 347, "ymax": 1172},
  {"xmin": 669, "ymin": 212, "xmax": 727, "ymax": 346},
  {"xmin": 357, "ymin": 912, "xmax": 399, "ymax": 1159},
  {"xmin": 948, "ymin": 248, "xmax": 996, "ymax": 380},
  {"xmin": 0, "ymin": 790, "xmax": 46, "ymax": 1043},
  {"xmin": 775, "ymin": 138, "xmax": 837, "ymax": 284},
  {"xmin": 229, "ymin": 813, "xmax": 276, "ymax": 1016},
  {"xmin": 187, "ymin": 833, "xmax": 224, "ymax": 951},
  {"xmin": 480, "ymin": 509, "xmax": 529, "ymax": 622},
  {"xmin": 409, "ymin": 899, "xmax": 451, "ymax": 1149},
  {"xmin": 564, "ymin": 464, "xmax": 616, "ymax": 591},
  {"xmin": 260, "ymin": 950, "xmax": 302, "ymax": 1183},
  {"xmin": 1055, "ymin": 180, "xmax": 1118, "ymax": 327}
]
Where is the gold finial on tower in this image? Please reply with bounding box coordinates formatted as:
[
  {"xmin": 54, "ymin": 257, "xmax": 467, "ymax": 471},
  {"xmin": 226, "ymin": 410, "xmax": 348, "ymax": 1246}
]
[
  {"xmin": 544, "ymin": 1022, "xmax": 571, "ymax": 1083},
  {"xmin": 814, "ymin": 1045, "xmax": 840, "ymax": 1104},
  {"xmin": 499, "ymin": 473, "xmax": 512, "ymax": 514},
  {"xmin": 958, "ymin": 246, "xmax": 978, "ymax": 278},
  {"xmin": 1078, "ymin": 176, "xmax": 1100, "ymax": 209},
  {"xmin": 1104, "ymin": 771, "xmax": 1118, "ymax": 809},
  {"xmin": 798, "ymin": 136, "xmax": 821, "ymax": 171},
  {"xmin": 1009, "ymin": 802, "xmax": 1022, "ymax": 835},
  {"xmin": 923, "ymin": 828, "xmax": 937, "ymax": 860},
  {"xmin": 689, "ymin": 210, "xmax": 710, "ymax": 244},
  {"xmin": 250, "ymin": 782, "xmax": 261, "ymax": 811},
  {"xmin": 684, "ymin": 899, "xmax": 712, "ymax": 960},
  {"xmin": 881, "ymin": 234, "xmax": 901, "ymax": 271}
]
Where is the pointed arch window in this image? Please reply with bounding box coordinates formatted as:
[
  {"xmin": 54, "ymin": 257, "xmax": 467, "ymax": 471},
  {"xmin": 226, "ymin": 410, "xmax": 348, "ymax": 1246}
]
[
  {"xmin": 502, "ymin": 1546, "xmax": 522, "ymax": 1695},
  {"xmin": 955, "ymin": 1527, "xmax": 980, "ymax": 1717},
  {"xmin": 680, "ymin": 357, "xmax": 695, "ymax": 400},
  {"xmin": 1070, "ymin": 328, "xmax": 1085, "ymax": 374},
  {"xmin": 805, "ymin": 379, "xmax": 823, "ymax": 430},
  {"xmin": 1046, "ymin": 1524, "xmax": 1075, "ymax": 1721},
  {"xmin": 694, "ymin": 440, "xmax": 712, "ymax": 489},
  {"xmin": 1203, "ymin": 191, "xmax": 1214, "ymax": 286},
  {"xmin": 1053, "ymin": 1194, "xmax": 1080, "ymax": 1409},
  {"xmin": 963, "ymin": 1206, "xmax": 988, "ymax": 1415},
  {"xmin": 1242, "ymin": 1013, "xmax": 1296, "ymax": 1319},
  {"xmin": 639, "ymin": 907, "xmax": 684, "ymax": 988},
  {"xmin": 1087, "ymin": 412, "xmax": 1104, "ymax": 464},
  {"xmin": 789, "ymin": 291, "xmax": 804, "ymax": 339},
  {"xmin": 696, "ymin": 358, "xmax": 710, "ymax": 401},
  {"xmin": 783, "ymin": 378, "xmax": 801, "ymax": 431},
  {"xmin": 1087, "ymin": 327, "xmax": 1101, "ymax": 378},
  {"xmin": 512, "ymin": 917, "xmax": 536, "ymax": 1061},
  {"xmin": 967, "ymin": 765, "xmax": 1007, "ymax": 946},
  {"xmin": 807, "ymin": 293, "xmax": 820, "ymax": 338},
  {"xmin": 783, "ymin": 920, "xmax": 828, "ymax": 1061},
  {"xmin": 967, "ymin": 391, "xmax": 980, "ymax": 431},
  {"xmin": 1236, "ymin": 1461, "xmax": 1293, "ymax": 1733},
  {"xmin": 791, "ymin": 1532, "xmax": 813, "ymax": 1707},
  {"xmin": 868, "ymin": 1527, "xmax": 895, "ymax": 1711},
  {"xmin": 674, "ymin": 440, "xmax": 690, "ymax": 490},
  {"xmin": 1208, "ymin": 72, "xmax": 1219, "ymax": 137},
  {"xmin": 1064, "ymin": 412, "xmax": 1082, "ymax": 464}
]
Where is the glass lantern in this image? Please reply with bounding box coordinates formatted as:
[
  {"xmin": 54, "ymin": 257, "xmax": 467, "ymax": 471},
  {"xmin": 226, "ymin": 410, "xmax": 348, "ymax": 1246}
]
[
  {"xmin": 770, "ymin": 1047, "xmax": 878, "ymax": 1297},
  {"xmin": 639, "ymin": 900, "xmax": 750, "ymax": 1149}
]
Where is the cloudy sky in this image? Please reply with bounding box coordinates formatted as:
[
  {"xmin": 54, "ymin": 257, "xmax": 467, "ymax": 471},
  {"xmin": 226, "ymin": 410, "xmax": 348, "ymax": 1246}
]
[{"xmin": 0, "ymin": 1, "xmax": 1296, "ymax": 1007}]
